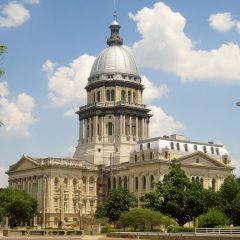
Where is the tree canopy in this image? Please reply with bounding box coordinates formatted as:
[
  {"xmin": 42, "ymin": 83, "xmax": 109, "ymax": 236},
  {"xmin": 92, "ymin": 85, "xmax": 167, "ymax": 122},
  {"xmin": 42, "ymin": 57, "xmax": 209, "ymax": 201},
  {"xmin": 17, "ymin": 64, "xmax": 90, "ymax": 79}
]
[
  {"xmin": 95, "ymin": 188, "xmax": 137, "ymax": 223},
  {"xmin": 119, "ymin": 208, "xmax": 174, "ymax": 231},
  {"xmin": 141, "ymin": 164, "xmax": 206, "ymax": 226},
  {"xmin": 0, "ymin": 188, "xmax": 37, "ymax": 227}
]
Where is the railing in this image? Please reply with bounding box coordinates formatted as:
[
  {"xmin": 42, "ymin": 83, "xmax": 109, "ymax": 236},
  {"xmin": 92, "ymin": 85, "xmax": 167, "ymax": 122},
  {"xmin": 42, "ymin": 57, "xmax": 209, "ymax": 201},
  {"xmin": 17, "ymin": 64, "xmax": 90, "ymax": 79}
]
[
  {"xmin": 195, "ymin": 228, "xmax": 240, "ymax": 235},
  {"xmin": 79, "ymin": 101, "xmax": 146, "ymax": 111}
]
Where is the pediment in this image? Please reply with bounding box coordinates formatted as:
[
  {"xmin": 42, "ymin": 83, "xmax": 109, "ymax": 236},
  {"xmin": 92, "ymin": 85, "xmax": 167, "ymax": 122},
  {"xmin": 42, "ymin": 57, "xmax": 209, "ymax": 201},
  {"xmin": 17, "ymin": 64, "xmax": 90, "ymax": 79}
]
[
  {"xmin": 8, "ymin": 155, "xmax": 40, "ymax": 172},
  {"xmin": 175, "ymin": 152, "xmax": 226, "ymax": 168}
]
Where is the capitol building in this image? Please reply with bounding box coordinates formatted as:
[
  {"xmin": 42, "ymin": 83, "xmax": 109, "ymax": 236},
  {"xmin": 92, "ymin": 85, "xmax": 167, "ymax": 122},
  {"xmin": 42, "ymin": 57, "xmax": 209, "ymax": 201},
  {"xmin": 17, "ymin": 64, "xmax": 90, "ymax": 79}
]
[{"xmin": 7, "ymin": 14, "xmax": 233, "ymax": 228}]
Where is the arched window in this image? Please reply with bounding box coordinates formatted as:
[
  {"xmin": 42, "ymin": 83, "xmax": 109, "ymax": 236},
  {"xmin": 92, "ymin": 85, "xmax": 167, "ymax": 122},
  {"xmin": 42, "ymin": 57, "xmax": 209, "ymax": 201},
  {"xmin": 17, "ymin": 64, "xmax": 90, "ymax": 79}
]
[
  {"xmin": 196, "ymin": 176, "xmax": 199, "ymax": 182},
  {"xmin": 212, "ymin": 178, "xmax": 216, "ymax": 191},
  {"xmin": 54, "ymin": 178, "xmax": 59, "ymax": 191},
  {"xmin": 97, "ymin": 91, "xmax": 100, "ymax": 102},
  {"xmin": 140, "ymin": 144, "xmax": 143, "ymax": 150},
  {"xmin": 118, "ymin": 177, "xmax": 122, "ymax": 188},
  {"xmin": 142, "ymin": 176, "xmax": 146, "ymax": 190},
  {"xmin": 107, "ymin": 122, "xmax": 113, "ymax": 135},
  {"xmin": 194, "ymin": 145, "xmax": 198, "ymax": 151},
  {"xmin": 216, "ymin": 148, "xmax": 220, "ymax": 155},
  {"xmin": 64, "ymin": 178, "xmax": 68, "ymax": 189},
  {"xmin": 150, "ymin": 175, "xmax": 154, "ymax": 189},
  {"xmin": 135, "ymin": 177, "xmax": 138, "ymax": 190},
  {"xmin": 111, "ymin": 90, "xmax": 115, "ymax": 101},
  {"xmin": 184, "ymin": 144, "xmax": 188, "ymax": 151},
  {"xmin": 89, "ymin": 177, "xmax": 94, "ymax": 192},
  {"xmin": 192, "ymin": 176, "xmax": 195, "ymax": 182},
  {"xmin": 82, "ymin": 177, "xmax": 86, "ymax": 192},
  {"xmin": 170, "ymin": 142, "xmax": 174, "ymax": 150},
  {"xmin": 73, "ymin": 179, "xmax": 77, "ymax": 190},
  {"xmin": 128, "ymin": 91, "xmax": 131, "ymax": 103},
  {"xmin": 133, "ymin": 92, "xmax": 136, "ymax": 103},
  {"xmin": 121, "ymin": 90, "xmax": 126, "ymax": 102},
  {"xmin": 124, "ymin": 176, "xmax": 128, "ymax": 189},
  {"xmin": 107, "ymin": 90, "xmax": 111, "ymax": 101},
  {"xmin": 200, "ymin": 177, "xmax": 204, "ymax": 186},
  {"xmin": 113, "ymin": 177, "xmax": 116, "ymax": 189}
]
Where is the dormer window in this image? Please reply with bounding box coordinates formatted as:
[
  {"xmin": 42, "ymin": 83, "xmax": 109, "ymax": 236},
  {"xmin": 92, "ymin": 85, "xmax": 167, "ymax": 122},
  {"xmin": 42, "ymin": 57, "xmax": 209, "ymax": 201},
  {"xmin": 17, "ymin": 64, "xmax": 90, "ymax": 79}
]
[
  {"xmin": 203, "ymin": 146, "xmax": 207, "ymax": 154},
  {"xmin": 184, "ymin": 144, "xmax": 188, "ymax": 152},
  {"xmin": 170, "ymin": 142, "xmax": 174, "ymax": 150},
  {"xmin": 176, "ymin": 143, "xmax": 180, "ymax": 150},
  {"xmin": 216, "ymin": 148, "xmax": 219, "ymax": 155},
  {"xmin": 122, "ymin": 75, "xmax": 126, "ymax": 79},
  {"xmin": 194, "ymin": 145, "xmax": 198, "ymax": 151},
  {"xmin": 107, "ymin": 75, "xmax": 113, "ymax": 79},
  {"xmin": 211, "ymin": 147, "xmax": 214, "ymax": 154}
]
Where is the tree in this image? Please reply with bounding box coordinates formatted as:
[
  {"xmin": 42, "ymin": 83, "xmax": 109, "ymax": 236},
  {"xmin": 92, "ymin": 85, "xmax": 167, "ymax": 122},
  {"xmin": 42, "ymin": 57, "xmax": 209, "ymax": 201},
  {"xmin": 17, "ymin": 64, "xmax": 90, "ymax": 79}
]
[
  {"xmin": 95, "ymin": 188, "xmax": 137, "ymax": 223},
  {"xmin": 219, "ymin": 175, "xmax": 240, "ymax": 225},
  {"xmin": 119, "ymin": 208, "xmax": 174, "ymax": 231},
  {"xmin": 141, "ymin": 164, "xmax": 206, "ymax": 226},
  {"xmin": 0, "ymin": 43, "xmax": 7, "ymax": 77},
  {"xmin": 0, "ymin": 188, "xmax": 38, "ymax": 227},
  {"xmin": 198, "ymin": 208, "xmax": 229, "ymax": 228}
]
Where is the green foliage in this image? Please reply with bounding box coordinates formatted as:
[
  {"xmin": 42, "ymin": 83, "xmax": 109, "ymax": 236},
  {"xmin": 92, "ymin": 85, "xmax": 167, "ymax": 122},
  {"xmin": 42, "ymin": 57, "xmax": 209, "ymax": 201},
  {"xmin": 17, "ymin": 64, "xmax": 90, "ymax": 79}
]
[
  {"xmin": 119, "ymin": 208, "xmax": 174, "ymax": 231},
  {"xmin": 95, "ymin": 188, "xmax": 137, "ymax": 223},
  {"xmin": 218, "ymin": 175, "xmax": 240, "ymax": 225},
  {"xmin": 0, "ymin": 187, "xmax": 38, "ymax": 227},
  {"xmin": 141, "ymin": 164, "xmax": 205, "ymax": 226},
  {"xmin": 0, "ymin": 43, "xmax": 7, "ymax": 77},
  {"xmin": 198, "ymin": 208, "xmax": 229, "ymax": 228},
  {"xmin": 167, "ymin": 225, "xmax": 195, "ymax": 233}
]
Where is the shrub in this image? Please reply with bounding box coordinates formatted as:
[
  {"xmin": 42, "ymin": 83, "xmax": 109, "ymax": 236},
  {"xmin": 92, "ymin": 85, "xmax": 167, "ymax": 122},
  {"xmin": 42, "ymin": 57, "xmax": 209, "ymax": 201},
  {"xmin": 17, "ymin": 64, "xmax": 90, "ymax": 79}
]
[
  {"xmin": 167, "ymin": 225, "xmax": 195, "ymax": 233},
  {"xmin": 198, "ymin": 208, "xmax": 230, "ymax": 228}
]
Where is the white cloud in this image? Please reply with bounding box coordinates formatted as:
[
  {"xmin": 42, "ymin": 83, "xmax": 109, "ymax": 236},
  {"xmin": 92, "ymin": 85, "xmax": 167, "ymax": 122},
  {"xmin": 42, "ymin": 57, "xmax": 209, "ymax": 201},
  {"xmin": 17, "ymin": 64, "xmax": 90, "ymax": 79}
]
[
  {"xmin": 64, "ymin": 146, "xmax": 76, "ymax": 157},
  {"xmin": 236, "ymin": 21, "xmax": 240, "ymax": 34},
  {"xmin": 63, "ymin": 108, "xmax": 78, "ymax": 117},
  {"xmin": 0, "ymin": 1, "xmax": 30, "ymax": 28},
  {"xmin": 130, "ymin": 2, "xmax": 240, "ymax": 83},
  {"xmin": 141, "ymin": 75, "xmax": 169, "ymax": 103},
  {"xmin": 23, "ymin": 0, "xmax": 40, "ymax": 5},
  {"xmin": 209, "ymin": 12, "xmax": 235, "ymax": 32},
  {"xmin": 45, "ymin": 54, "xmax": 95, "ymax": 107},
  {"xmin": 0, "ymin": 166, "xmax": 8, "ymax": 188},
  {"xmin": 0, "ymin": 81, "xmax": 37, "ymax": 137},
  {"xmin": 42, "ymin": 59, "xmax": 57, "ymax": 77},
  {"xmin": 149, "ymin": 105, "xmax": 185, "ymax": 137}
]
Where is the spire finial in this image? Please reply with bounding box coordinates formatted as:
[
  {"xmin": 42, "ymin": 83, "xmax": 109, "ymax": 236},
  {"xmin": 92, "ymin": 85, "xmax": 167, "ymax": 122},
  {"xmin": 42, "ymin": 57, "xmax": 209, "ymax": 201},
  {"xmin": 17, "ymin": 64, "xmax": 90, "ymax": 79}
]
[{"xmin": 113, "ymin": 11, "xmax": 117, "ymax": 21}]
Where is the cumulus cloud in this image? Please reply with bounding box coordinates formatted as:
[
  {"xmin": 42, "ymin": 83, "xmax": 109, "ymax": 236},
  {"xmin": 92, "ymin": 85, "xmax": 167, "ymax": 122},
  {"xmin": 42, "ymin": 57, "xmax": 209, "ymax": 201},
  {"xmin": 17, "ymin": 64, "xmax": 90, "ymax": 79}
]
[
  {"xmin": 141, "ymin": 75, "xmax": 169, "ymax": 103},
  {"xmin": 0, "ymin": 1, "xmax": 30, "ymax": 28},
  {"xmin": 0, "ymin": 81, "xmax": 37, "ymax": 137},
  {"xmin": 130, "ymin": 2, "xmax": 240, "ymax": 83},
  {"xmin": 0, "ymin": 166, "xmax": 8, "ymax": 188},
  {"xmin": 209, "ymin": 12, "xmax": 235, "ymax": 32},
  {"xmin": 236, "ymin": 22, "xmax": 240, "ymax": 34},
  {"xmin": 42, "ymin": 59, "xmax": 57, "ymax": 77},
  {"xmin": 149, "ymin": 105, "xmax": 185, "ymax": 137},
  {"xmin": 45, "ymin": 54, "xmax": 95, "ymax": 107}
]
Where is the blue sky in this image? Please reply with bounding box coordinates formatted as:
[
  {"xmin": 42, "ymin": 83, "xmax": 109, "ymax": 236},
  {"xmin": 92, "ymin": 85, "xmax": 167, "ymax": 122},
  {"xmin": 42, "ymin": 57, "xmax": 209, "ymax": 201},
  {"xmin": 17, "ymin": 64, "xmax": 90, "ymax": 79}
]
[{"xmin": 0, "ymin": 0, "xmax": 240, "ymax": 187}]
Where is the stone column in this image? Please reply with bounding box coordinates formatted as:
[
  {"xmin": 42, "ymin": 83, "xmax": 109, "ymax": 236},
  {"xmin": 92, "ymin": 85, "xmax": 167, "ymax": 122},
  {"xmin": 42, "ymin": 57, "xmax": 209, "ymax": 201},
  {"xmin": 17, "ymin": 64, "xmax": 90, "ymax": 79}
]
[
  {"xmin": 69, "ymin": 178, "xmax": 73, "ymax": 213},
  {"xmin": 136, "ymin": 117, "xmax": 138, "ymax": 139},
  {"xmin": 120, "ymin": 115, "xmax": 122, "ymax": 135},
  {"xmin": 123, "ymin": 115, "xmax": 126, "ymax": 136},
  {"xmin": 129, "ymin": 115, "xmax": 132, "ymax": 137}
]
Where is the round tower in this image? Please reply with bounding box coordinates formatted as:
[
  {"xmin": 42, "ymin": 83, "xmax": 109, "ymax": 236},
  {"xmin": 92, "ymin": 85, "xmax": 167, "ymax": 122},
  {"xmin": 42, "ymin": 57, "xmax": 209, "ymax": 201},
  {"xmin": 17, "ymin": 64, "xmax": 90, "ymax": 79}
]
[{"xmin": 74, "ymin": 13, "xmax": 152, "ymax": 165}]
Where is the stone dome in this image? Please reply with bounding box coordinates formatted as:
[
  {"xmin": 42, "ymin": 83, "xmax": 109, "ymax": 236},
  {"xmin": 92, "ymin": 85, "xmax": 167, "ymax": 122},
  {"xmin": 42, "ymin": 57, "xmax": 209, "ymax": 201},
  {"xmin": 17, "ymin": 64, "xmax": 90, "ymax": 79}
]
[{"xmin": 90, "ymin": 45, "xmax": 139, "ymax": 77}]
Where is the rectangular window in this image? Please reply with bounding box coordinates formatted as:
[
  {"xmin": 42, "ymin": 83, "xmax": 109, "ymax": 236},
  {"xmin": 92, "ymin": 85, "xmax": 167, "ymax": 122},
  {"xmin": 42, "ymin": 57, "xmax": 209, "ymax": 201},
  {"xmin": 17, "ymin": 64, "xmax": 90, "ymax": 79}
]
[{"xmin": 97, "ymin": 91, "xmax": 100, "ymax": 102}]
